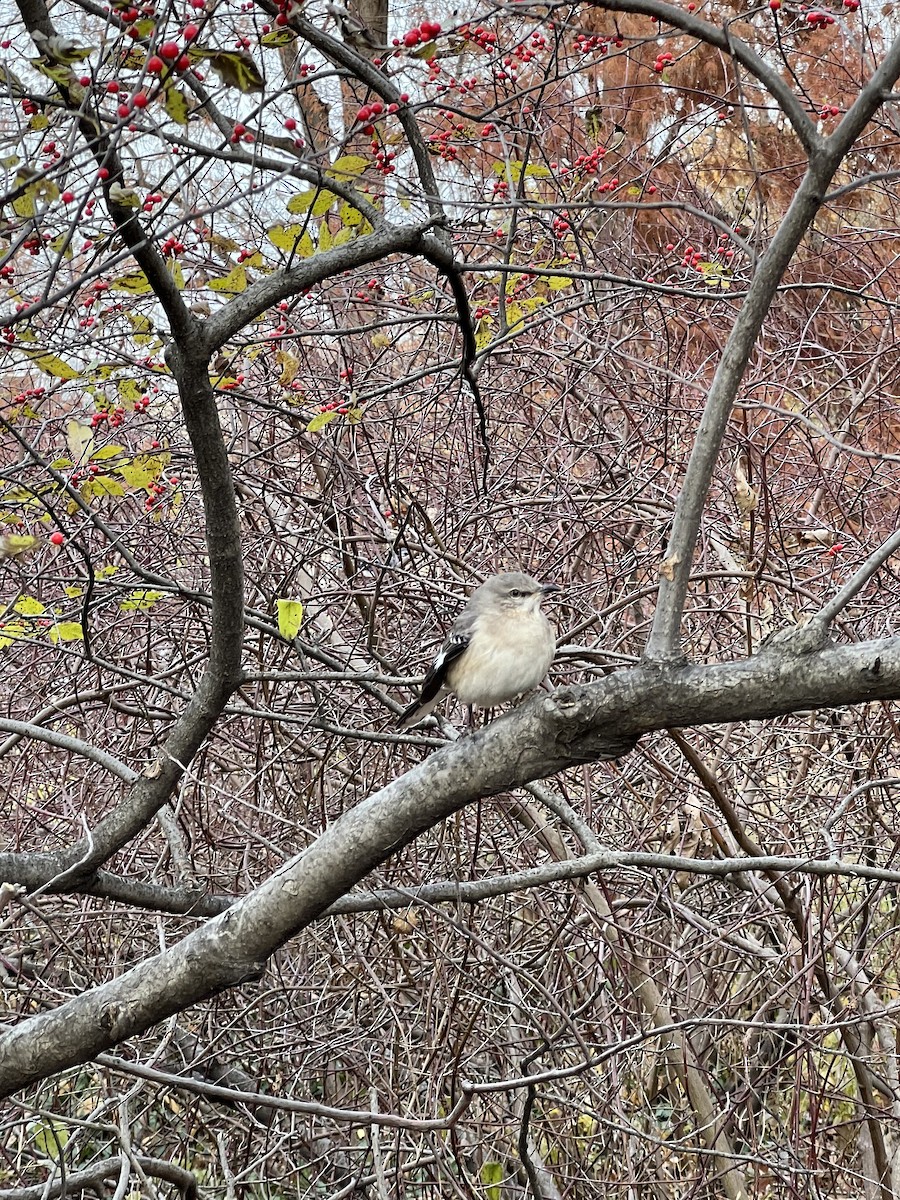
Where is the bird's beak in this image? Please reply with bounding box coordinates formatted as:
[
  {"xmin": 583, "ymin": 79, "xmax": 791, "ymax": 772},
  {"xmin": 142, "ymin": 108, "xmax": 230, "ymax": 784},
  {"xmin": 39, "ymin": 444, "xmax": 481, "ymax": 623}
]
[{"xmin": 541, "ymin": 583, "xmax": 561, "ymax": 596}]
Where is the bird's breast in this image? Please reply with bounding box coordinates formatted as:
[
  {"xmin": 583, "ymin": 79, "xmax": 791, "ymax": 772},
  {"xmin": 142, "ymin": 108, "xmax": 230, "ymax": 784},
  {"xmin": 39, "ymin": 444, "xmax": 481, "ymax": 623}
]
[{"xmin": 446, "ymin": 613, "xmax": 555, "ymax": 707}]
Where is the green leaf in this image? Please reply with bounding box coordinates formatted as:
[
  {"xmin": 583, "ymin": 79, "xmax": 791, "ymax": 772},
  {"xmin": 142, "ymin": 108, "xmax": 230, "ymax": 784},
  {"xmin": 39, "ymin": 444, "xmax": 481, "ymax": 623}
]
[
  {"xmin": 120, "ymin": 589, "xmax": 163, "ymax": 611},
  {"xmin": 209, "ymin": 264, "xmax": 248, "ymax": 294},
  {"xmin": 30, "ymin": 1119, "xmax": 69, "ymax": 1160},
  {"xmin": 163, "ymin": 84, "xmax": 190, "ymax": 125},
  {"xmin": 276, "ymin": 598, "xmax": 304, "ymax": 640},
  {"xmin": 190, "ymin": 46, "xmax": 263, "ymax": 92},
  {"xmin": 481, "ymin": 1161, "xmax": 503, "ymax": 1200},
  {"xmin": 306, "ymin": 410, "xmax": 339, "ymax": 433},
  {"xmin": 49, "ymin": 621, "xmax": 83, "ymax": 644}
]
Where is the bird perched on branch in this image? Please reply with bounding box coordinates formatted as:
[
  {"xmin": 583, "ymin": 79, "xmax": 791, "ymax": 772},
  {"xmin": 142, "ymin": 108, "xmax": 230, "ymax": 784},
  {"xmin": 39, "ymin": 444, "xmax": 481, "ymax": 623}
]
[
  {"xmin": 397, "ymin": 572, "xmax": 559, "ymax": 728},
  {"xmin": 324, "ymin": 3, "xmax": 384, "ymax": 54}
]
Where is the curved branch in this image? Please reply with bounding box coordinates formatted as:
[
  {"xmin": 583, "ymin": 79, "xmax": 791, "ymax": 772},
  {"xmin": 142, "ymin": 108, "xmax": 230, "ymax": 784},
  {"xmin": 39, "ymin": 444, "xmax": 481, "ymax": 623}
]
[
  {"xmin": 0, "ymin": 719, "xmax": 137, "ymax": 783},
  {"xmin": 589, "ymin": 0, "xmax": 818, "ymax": 151},
  {"xmin": 645, "ymin": 34, "xmax": 900, "ymax": 661}
]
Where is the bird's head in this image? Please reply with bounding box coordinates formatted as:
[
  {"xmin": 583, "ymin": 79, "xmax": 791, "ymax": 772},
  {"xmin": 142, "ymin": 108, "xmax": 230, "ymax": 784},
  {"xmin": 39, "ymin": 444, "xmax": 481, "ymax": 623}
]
[{"xmin": 474, "ymin": 572, "xmax": 559, "ymax": 614}]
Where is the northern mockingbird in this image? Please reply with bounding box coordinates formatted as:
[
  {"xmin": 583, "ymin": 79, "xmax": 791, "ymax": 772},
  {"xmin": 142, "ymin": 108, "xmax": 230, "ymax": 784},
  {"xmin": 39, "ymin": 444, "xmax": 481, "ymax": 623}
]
[{"xmin": 397, "ymin": 572, "xmax": 559, "ymax": 728}]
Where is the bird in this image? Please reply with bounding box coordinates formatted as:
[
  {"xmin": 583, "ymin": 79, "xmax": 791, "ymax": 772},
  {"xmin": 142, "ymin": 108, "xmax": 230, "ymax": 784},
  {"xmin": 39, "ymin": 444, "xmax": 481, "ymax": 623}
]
[
  {"xmin": 324, "ymin": 3, "xmax": 384, "ymax": 54},
  {"xmin": 397, "ymin": 572, "xmax": 559, "ymax": 728}
]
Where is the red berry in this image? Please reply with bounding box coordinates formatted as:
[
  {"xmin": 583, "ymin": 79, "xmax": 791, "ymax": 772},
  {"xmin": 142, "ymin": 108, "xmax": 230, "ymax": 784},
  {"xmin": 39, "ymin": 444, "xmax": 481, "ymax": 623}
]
[
  {"xmin": 159, "ymin": 40, "xmax": 180, "ymax": 59},
  {"xmin": 147, "ymin": 54, "xmax": 164, "ymax": 71},
  {"xmin": 132, "ymin": 91, "xmax": 148, "ymax": 107},
  {"xmin": 117, "ymin": 102, "xmax": 131, "ymax": 117},
  {"xmin": 182, "ymin": 22, "xmax": 199, "ymax": 39},
  {"xmin": 106, "ymin": 80, "xmax": 120, "ymax": 93},
  {"xmin": 98, "ymin": 167, "xmax": 110, "ymax": 180},
  {"xmin": 176, "ymin": 54, "xmax": 191, "ymax": 70},
  {"xmin": 61, "ymin": 190, "xmax": 75, "ymax": 203},
  {"xmin": 284, "ymin": 117, "xmax": 297, "ymax": 130},
  {"xmin": 403, "ymin": 29, "xmax": 420, "ymax": 46},
  {"xmin": 50, "ymin": 532, "xmax": 65, "ymax": 546}
]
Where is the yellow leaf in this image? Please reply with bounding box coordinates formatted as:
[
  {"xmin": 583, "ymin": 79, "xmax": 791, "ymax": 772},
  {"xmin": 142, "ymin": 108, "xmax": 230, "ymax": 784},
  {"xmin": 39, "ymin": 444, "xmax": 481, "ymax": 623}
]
[
  {"xmin": 209, "ymin": 264, "xmax": 248, "ymax": 294},
  {"xmin": 286, "ymin": 191, "xmax": 314, "ymax": 214},
  {"xmin": 276, "ymin": 598, "xmax": 304, "ymax": 639},
  {"xmin": 332, "ymin": 225, "xmax": 354, "ymax": 247},
  {"xmin": 261, "ymin": 28, "xmax": 296, "ymax": 45},
  {"xmin": 190, "ymin": 46, "xmax": 263, "ymax": 92},
  {"xmin": 14, "ymin": 596, "xmax": 45, "ymax": 616},
  {"xmin": 163, "ymin": 84, "xmax": 190, "ymax": 125},
  {"xmin": 119, "ymin": 459, "xmax": 160, "ymax": 489},
  {"xmin": 276, "ymin": 349, "xmax": 299, "ymax": 385},
  {"xmin": 82, "ymin": 476, "xmax": 125, "ymax": 499},
  {"xmin": 328, "ymin": 155, "xmax": 368, "ymax": 180},
  {"xmin": 49, "ymin": 621, "xmax": 83, "ymax": 644},
  {"xmin": 317, "ymin": 222, "xmax": 332, "ymax": 252},
  {"xmin": 120, "ymin": 589, "xmax": 163, "ymax": 611},
  {"xmin": 340, "ymin": 202, "xmax": 363, "ymax": 226},
  {"xmin": 0, "ymin": 621, "xmax": 31, "ymax": 650},
  {"xmin": 66, "ymin": 419, "xmax": 93, "ymax": 464},
  {"xmin": 311, "ymin": 189, "xmax": 337, "ymax": 217},
  {"xmin": 475, "ymin": 315, "xmax": 493, "ymax": 351},
  {"xmin": 111, "ymin": 271, "xmax": 154, "ymax": 295},
  {"xmin": 267, "ymin": 225, "xmax": 315, "ymax": 257},
  {"xmin": 0, "ymin": 534, "xmax": 38, "ymax": 558},
  {"xmin": 91, "ymin": 444, "xmax": 126, "ymax": 460},
  {"xmin": 25, "ymin": 352, "xmax": 80, "ymax": 380},
  {"xmin": 306, "ymin": 410, "xmax": 339, "ymax": 433},
  {"xmin": 117, "ymin": 379, "xmax": 144, "ymax": 407},
  {"xmin": 11, "ymin": 170, "xmax": 58, "ymax": 218}
]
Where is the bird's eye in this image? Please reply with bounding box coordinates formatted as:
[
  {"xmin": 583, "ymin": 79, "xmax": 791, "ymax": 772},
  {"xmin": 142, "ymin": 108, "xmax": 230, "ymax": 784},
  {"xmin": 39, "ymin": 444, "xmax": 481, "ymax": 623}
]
[{"xmin": 508, "ymin": 589, "xmax": 522, "ymax": 597}]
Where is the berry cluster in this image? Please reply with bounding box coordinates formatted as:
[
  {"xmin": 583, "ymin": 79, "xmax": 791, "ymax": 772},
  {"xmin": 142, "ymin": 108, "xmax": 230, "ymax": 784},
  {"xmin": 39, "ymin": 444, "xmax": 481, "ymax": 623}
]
[
  {"xmin": 653, "ymin": 50, "xmax": 675, "ymax": 72},
  {"xmin": 393, "ymin": 19, "xmax": 441, "ymax": 48},
  {"xmin": 457, "ymin": 23, "xmax": 497, "ymax": 49},
  {"xmin": 805, "ymin": 9, "xmax": 836, "ymax": 24},
  {"xmin": 573, "ymin": 32, "xmax": 611, "ymax": 54}
]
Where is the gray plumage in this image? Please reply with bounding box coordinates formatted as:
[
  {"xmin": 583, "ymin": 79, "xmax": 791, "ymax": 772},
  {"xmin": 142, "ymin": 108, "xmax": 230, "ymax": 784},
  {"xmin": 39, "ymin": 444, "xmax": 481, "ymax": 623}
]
[{"xmin": 398, "ymin": 572, "xmax": 558, "ymax": 728}]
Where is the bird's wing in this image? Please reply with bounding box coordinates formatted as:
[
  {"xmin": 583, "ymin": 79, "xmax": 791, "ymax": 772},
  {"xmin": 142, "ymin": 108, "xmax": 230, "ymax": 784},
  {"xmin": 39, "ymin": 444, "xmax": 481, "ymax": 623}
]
[
  {"xmin": 396, "ymin": 617, "xmax": 474, "ymax": 727},
  {"xmin": 417, "ymin": 629, "xmax": 470, "ymax": 707}
]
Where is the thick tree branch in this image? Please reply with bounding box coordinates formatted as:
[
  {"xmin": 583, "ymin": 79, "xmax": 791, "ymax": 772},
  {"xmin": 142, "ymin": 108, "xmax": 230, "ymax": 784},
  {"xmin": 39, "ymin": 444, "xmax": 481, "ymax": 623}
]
[{"xmin": 2, "ymin": 635, "xmax": 900, "ymax": 1095}]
